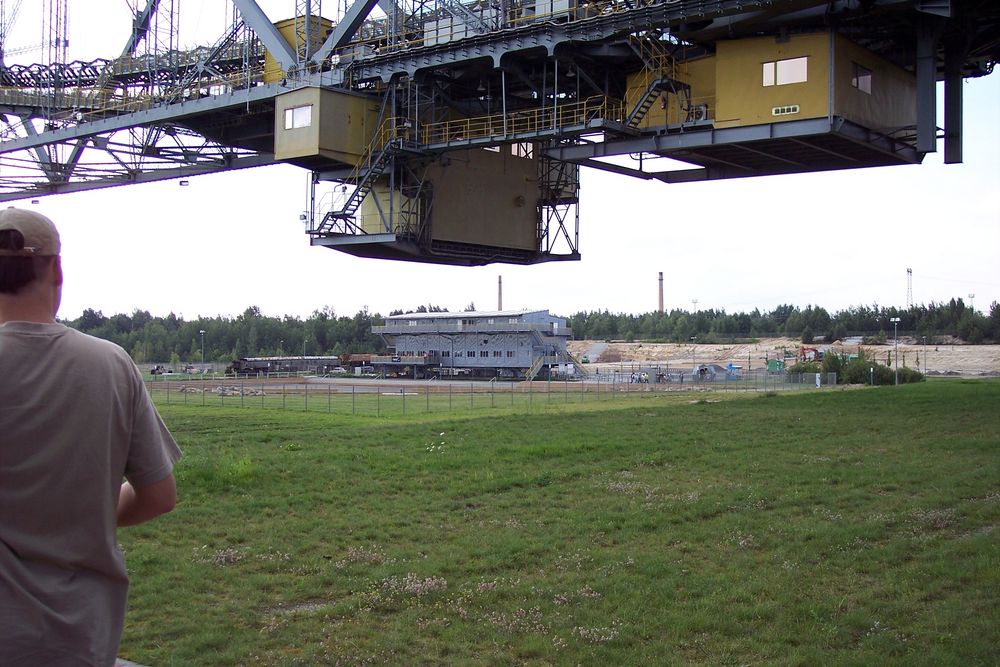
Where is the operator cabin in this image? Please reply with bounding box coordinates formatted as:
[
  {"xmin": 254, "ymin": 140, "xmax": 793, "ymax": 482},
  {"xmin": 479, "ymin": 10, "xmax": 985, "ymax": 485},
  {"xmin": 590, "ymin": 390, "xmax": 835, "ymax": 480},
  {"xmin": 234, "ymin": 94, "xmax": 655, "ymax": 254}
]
[{"xmin": 372, "ymin": 309, "xmax": 580, "ymax": 380}]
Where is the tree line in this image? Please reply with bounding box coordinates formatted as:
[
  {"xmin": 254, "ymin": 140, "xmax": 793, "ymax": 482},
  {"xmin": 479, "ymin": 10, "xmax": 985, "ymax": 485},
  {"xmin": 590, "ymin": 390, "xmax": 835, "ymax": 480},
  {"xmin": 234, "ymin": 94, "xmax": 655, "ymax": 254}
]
[
  {"xmin": 567, "ymin": 298, "xmax": 999, "ymax": 344},
  {"xmin": 62, "ymin": 297, "xmax": 998, "ymax": 365}
]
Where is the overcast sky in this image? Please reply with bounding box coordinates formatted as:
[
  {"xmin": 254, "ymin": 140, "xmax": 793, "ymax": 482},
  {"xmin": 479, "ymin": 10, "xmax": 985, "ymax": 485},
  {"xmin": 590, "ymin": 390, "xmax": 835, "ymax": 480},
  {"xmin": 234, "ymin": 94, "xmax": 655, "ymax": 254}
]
[{"xmin": 6, "ymin": 2, "xmax": 999, "ymax": 321}]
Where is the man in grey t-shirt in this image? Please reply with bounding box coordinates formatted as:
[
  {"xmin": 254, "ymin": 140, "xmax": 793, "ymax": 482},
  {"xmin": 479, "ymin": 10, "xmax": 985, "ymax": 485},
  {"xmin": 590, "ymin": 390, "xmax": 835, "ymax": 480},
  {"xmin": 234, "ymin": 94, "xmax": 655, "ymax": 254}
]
[{"xmin": 0, "ymin": 208, "xmax": 182, "ymax": 667}]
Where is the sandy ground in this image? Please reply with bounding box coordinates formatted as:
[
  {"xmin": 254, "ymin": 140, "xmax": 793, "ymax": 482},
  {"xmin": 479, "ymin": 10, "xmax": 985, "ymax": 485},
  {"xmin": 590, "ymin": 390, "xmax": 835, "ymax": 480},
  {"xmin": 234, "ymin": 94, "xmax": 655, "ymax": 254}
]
[{"xmin": 568, "ymin": 337, "xmax": 1000, "ymax": 377}]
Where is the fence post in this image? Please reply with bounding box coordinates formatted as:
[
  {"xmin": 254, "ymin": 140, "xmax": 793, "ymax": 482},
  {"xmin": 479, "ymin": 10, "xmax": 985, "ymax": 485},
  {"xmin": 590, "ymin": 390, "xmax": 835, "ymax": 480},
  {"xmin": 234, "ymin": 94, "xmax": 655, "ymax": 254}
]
[
  {"xmin": 328, "ymin": 383, "xmax": 331, "ymax": 413},
  {"xmin": 426, "ymin": 385, "xmax": 430, "ymax": 413},
  {"xmin": 352, "ymin": 384, "xmax": 356, "ymax": 415},
  {"xmin": 166, "ymin": 382, "xmax": 170, "ymax": 405},
  {"xmin": 283, "ymin": 384, "xmax": 286, "ymax": 410},
  {"xmin": 241, "ymin": 380, "xmax": 245, "ymax": 408},
  {"xmin": 402, "ymin": 387, "xmax": 406, "ymax": 415},
  {"xmin": 470, "ymin": 382, "xmax": 474, "ymax": 410},
  {"xmin": 449, "ymin": 383, "xmax": 452, "ymax": 411},
  {"xmin": 377, "ymin": 387, "xmax": 380, "ymax": 417},
  {"xmin": 261, "ymin": 383, "xmax": 265, "ymax": 409},
  {"xmin": 305, "ymin": 383, "xmax": 309, "ymax": 411}
]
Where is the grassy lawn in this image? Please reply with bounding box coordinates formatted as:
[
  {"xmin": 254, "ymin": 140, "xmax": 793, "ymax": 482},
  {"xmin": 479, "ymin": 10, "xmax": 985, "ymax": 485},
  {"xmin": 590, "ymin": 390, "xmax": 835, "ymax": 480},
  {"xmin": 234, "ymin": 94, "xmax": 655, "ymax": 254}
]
[{"xmin": 119, "ymin": 381, "xmax": 1000, "ymax": 666}]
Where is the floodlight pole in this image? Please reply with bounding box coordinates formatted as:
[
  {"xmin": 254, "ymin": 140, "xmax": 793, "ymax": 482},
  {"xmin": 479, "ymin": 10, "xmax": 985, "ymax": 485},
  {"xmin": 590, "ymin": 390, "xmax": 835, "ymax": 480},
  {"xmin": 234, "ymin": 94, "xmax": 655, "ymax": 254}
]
[
  {"xmin": 890, "ymin": 317, "xmax": 900, "ymax": 385},
  {"xmin": 922, "ymin": 335, "xmax": 927, "ymax": 374},
  {"xmin": 199, "ymin": 329, "xmax": 206, "ymax": 366},
  {"xmin": 690, "ymin": 336, "xmax": 697, "ymax": 374}
]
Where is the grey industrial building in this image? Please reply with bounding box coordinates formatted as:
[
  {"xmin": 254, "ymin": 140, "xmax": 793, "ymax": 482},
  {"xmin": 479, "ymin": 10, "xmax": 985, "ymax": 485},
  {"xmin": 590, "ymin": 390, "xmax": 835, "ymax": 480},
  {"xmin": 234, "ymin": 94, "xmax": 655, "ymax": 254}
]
[{"xmin": 372, "ymin": 310, "xmax": 584, "ymax": 380}]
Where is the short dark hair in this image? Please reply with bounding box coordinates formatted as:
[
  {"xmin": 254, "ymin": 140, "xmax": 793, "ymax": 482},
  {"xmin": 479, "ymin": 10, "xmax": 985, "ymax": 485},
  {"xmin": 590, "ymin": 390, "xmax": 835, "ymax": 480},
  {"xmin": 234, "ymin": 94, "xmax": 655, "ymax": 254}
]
[{"xmin": 0, "ymin": 229, "xmax": 53, "ymax": 294}]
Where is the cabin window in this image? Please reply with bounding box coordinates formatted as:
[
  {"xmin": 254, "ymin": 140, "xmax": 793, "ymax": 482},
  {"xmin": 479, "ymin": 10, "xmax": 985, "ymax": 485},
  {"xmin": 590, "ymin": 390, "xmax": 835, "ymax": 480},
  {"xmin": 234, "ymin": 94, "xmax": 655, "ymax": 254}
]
[
  {"xmin": 283, "ymin": 105, "xmax": 312, "ymax": 129},
  {"xmin": 851, "ymin": 62, "xmax": 872, "ymax": 94},
  {"xmin": 762, "ymin": 57, "xmax": 808, "ymax": 86},
  {"xmin": 506, "ymin": 350, "xmax": 515, "ymax": 358},
  {"xmin": 466, "ymin": 350, "xmax": 475, "ymax": 358}
]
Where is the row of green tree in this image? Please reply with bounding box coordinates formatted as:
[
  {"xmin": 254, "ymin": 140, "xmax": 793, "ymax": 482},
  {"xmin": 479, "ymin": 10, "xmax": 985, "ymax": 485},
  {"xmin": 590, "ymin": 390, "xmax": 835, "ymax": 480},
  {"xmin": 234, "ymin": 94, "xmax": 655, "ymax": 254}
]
[
  {"xmin": 63, "ymin": 297, "xmax": 998, "ymax": 364},
  {"xmin": 68, "ymin": 306, "xmax": 385, "ymax": 366},
  {"xmin": 566, "ymin": 298, "xmax": 999, "ymax": 344}
]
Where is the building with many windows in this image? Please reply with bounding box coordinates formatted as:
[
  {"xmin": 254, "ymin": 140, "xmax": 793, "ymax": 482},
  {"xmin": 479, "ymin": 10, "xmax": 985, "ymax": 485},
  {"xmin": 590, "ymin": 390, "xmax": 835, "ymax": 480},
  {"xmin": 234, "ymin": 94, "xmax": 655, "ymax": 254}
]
[{"xmin": 371, "ymin": 310, "xmax": 583, "ymax": 380}]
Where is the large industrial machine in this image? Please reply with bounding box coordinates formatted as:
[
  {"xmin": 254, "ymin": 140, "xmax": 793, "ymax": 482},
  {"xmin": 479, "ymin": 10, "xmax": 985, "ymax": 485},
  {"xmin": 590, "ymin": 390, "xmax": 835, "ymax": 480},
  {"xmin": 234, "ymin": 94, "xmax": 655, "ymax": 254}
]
[{"xmin": 1, "ymin": 0, "xmax": 997, "ymax": 265}]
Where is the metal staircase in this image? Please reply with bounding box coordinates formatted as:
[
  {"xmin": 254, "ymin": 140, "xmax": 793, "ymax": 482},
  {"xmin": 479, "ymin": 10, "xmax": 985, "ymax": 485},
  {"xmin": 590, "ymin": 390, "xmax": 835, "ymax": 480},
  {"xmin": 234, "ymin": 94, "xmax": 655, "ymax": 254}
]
[
  {"xmin": 625, "ymin": 32, "xmax": 690, "ymax": 129},
  {"xmin": 566, "ymin": 353, "xmax": 589, "ymax": 377},
  {"xmin": 525, "ymin": 355, "xmax": 545, "ymax": 381}
]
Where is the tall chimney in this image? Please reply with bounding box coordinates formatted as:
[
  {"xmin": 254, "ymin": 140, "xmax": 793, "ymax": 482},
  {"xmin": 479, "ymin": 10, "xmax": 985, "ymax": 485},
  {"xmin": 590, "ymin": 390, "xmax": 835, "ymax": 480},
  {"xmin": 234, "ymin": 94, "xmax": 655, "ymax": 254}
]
[
  {"xmin": 498, "ymin": 275, "xmax": 503, "ymax": 311},
  {"xmin": 658, "ymin": 272, "xmax": 664, "ymax": 313}
]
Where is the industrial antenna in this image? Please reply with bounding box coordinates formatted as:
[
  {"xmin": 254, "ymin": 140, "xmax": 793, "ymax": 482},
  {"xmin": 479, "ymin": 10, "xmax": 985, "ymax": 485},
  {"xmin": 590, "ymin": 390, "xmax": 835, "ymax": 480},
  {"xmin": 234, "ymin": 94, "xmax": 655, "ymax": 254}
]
[
  {"xmin": 969, "ymin": 293, "xmax": 975, "ymax": 313},
  {"xmin": 692, "ymin": 299, "xmax": 698, "ymax": 313},
  {"xmin": 906, "ymin": 268, "xmax": 913, "ymax": 308},
  {"xmin": 497, "ymin": 275, "xmax": 502, "ymax": 311}
]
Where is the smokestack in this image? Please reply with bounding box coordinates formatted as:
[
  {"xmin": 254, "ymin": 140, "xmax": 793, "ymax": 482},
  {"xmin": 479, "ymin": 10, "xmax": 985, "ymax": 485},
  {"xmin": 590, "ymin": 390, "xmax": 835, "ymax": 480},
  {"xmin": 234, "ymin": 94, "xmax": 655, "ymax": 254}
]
[
  {"xmin": 498, "ymin": 275, "xmax": 503, "ymax": 311},
  {"xmin": 658, "ymin": 272, "xmax": 664, "ymax": 313}
]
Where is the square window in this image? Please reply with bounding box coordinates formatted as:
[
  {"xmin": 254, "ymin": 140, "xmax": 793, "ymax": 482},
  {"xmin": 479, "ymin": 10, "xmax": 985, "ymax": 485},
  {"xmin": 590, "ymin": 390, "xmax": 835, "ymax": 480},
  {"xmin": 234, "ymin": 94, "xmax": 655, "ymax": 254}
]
[
  {"xmin": 775, "ymin": 57, "xmax": 808, "ymax": 85},
  {"xmin": 763, "ymin": 57, "xmax": 808, "ymax": 87},
  {"xmin": 283, "ymin": 105, "xmax": 312, "ymax": 130}
]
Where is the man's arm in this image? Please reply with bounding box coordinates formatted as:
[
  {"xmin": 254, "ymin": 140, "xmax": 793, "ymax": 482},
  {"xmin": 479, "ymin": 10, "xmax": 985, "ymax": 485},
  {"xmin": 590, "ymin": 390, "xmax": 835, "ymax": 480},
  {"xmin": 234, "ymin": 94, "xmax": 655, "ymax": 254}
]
[{"xmin": 117, "ymin": 474, "xmax": 177, "ymax": 527}]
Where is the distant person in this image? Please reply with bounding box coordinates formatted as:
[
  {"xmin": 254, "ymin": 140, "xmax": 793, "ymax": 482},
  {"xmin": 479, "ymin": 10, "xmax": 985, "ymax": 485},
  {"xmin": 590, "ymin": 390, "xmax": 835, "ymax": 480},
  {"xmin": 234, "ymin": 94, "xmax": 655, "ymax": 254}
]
[{"xmin": 0, "ymin": 208, "xmax": 182, "ymax": 667}]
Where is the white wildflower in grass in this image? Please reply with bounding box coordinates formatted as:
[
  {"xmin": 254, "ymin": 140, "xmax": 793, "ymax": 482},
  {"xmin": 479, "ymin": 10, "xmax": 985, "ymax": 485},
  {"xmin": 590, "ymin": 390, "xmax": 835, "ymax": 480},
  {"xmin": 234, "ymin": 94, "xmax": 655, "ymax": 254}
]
[
  {"xmin": 334, "ymin": 545, "xmax": 390, "ymax": 569},
  {"xmin": 379, "ymin": 573, "xmax": 448, "ymax": 597},
  {"xmin": 572, "ymin": 621, "xmax": 621, "ymax": 643},
  {"xmin": 191, "ymin": 544, "xmax": 246, "ymax": 566},
  {"xmin": 484, "ymin": 607, "xmax": 548, "ymax": 634},
  {"xmin": 727, "ymin": 530, "xmax": 757, "ymax": 550}
]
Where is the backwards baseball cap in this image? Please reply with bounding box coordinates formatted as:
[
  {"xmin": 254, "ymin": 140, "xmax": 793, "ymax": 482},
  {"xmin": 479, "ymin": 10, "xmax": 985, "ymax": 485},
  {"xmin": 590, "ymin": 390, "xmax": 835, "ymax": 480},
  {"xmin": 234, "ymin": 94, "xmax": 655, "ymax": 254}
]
[{"xmin": 0, "ymin": 207, "xmax": 61, "ymax": 256}]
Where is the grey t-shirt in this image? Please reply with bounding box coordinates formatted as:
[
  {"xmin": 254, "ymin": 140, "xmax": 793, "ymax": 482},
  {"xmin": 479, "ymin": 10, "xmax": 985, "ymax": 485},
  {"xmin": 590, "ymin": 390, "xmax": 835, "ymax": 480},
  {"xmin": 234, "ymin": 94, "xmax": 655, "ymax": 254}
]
[{"xmin": 0, "ymin": 321, "xmax": 182, "ymax": 666}]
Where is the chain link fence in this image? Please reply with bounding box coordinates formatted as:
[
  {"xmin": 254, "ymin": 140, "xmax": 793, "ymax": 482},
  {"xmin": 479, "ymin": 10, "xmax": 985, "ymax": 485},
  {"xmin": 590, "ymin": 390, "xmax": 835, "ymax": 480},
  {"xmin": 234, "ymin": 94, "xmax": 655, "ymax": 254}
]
[{"xmin": 146, "ymin": 371, "xmax": 837, "ymax": 417}]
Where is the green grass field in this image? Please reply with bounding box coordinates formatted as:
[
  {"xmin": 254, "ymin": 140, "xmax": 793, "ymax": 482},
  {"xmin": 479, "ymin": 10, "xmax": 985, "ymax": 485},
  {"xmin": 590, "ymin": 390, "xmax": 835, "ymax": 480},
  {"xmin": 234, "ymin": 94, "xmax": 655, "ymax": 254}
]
[{"xmin": 119, "ymin": 381, "xmax": 1000, "ymax": 666}]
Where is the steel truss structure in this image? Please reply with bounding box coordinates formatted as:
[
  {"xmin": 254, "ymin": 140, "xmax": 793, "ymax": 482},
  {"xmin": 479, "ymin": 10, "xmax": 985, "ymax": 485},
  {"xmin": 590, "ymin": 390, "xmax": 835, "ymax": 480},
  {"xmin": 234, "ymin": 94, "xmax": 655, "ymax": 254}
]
[{"xmin": 0, "ymin": 0, "xmax": 997, "ymax": 264}]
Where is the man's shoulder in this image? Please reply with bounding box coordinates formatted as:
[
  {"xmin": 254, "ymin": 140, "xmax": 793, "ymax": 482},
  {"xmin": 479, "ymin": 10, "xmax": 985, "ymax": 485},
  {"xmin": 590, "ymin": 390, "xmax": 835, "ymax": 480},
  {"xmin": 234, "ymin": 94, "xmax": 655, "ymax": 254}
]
[{"xmin": 60, "ymin": 327, "xmax": 136, "ymax": 368}]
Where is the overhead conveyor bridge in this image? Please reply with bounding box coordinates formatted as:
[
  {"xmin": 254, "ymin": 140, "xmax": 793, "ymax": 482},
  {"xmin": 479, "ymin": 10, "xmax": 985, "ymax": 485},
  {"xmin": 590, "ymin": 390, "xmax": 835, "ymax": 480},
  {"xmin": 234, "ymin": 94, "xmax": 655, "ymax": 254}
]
[{"xmin": 0, "ymin": 0, "xmax": 997, "ymax": 265}]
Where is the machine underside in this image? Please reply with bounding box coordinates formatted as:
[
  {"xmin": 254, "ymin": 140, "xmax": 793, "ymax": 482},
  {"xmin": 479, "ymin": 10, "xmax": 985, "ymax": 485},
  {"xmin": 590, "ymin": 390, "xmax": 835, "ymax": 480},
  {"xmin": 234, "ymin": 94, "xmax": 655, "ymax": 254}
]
[{"xmin": 1, "ymin": 0, "xmax": 997, "ymax": 265}]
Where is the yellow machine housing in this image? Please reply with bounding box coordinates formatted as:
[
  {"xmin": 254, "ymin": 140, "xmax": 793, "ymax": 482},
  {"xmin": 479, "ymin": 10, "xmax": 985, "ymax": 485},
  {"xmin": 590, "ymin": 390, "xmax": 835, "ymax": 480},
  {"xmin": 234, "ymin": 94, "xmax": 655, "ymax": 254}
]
[
  {"xmin": 263, "ymin": 16, "xmax": 334, "ymax": 83},
  {"xmin": 629, "ymin": 32, "xmax": 915, "ymax": 135},
  {"xmin": 358, "ymin": 146, "xmax": 540, "ymax": 251},
  {"xmin": 274, "ymin": 87, "xmax": 380, "ymax": 169}
]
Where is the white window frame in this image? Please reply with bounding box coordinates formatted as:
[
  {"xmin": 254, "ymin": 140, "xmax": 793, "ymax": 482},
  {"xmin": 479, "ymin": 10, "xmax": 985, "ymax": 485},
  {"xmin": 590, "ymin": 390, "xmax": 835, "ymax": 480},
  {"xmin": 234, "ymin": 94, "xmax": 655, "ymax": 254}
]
[
  {"xmin": 762, "ymin": 56, "xmax": 808, "ymax": 87},
  {"xmin": 283, "ymin": 105, "xmax": 313, "ymax": 130}
]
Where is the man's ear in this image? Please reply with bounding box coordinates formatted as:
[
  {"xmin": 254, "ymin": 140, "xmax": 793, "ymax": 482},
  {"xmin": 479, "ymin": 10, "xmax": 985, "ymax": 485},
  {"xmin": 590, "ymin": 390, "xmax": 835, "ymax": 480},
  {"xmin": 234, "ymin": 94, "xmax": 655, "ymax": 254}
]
[{"xmin": 51, "ymin": 255, "xmax": 63, "ymax": 287}]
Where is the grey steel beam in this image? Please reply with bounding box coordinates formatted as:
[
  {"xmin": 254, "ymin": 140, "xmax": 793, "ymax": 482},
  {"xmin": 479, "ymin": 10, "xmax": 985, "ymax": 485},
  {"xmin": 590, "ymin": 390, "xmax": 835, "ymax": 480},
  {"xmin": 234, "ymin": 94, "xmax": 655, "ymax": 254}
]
[
  {"xmin": 348, "ymin": 0, "xmax": 783, "ymax": 82},
  {"xmin": 318, "ymin": 0, "xmax": 381, "ymax": 56},
  {"xmin": 576, "ymin": 158, "xmax": 656, "ymax": 179},
  {"xmin": 121, "ymin": 0, "xmax": 161, "ymax": 57},
  {"xmin": 0, "ymin": 153, "xmax": 275, "ymax": 202},
  {"xmin": 546, "ymin": 118, "xmax": 838, "ymax": 161},
  {"xmin": 233, "ymin": 0, "xmax": 297, "ymax": 73},
  {"xmin": 915, "ymin": 13, "xmax": 945, "ymax": 153},
  {"xmin": 311, "ymin": 233, "xmax": 397, "ymax": 246},
  {"xmin": 943, "ymin": 36, "xmax": 963, "ymax": 164},
  {"xmin": 310, "ymin": 0, "xmax": 399, "ymax": 65},
  {"xmin": 546, "ymin": 117, "xmax": 921, "ymax": 164},
  {"xmin": 0, "ymin": 84, "xmax": 279, "ymax": 154}
]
